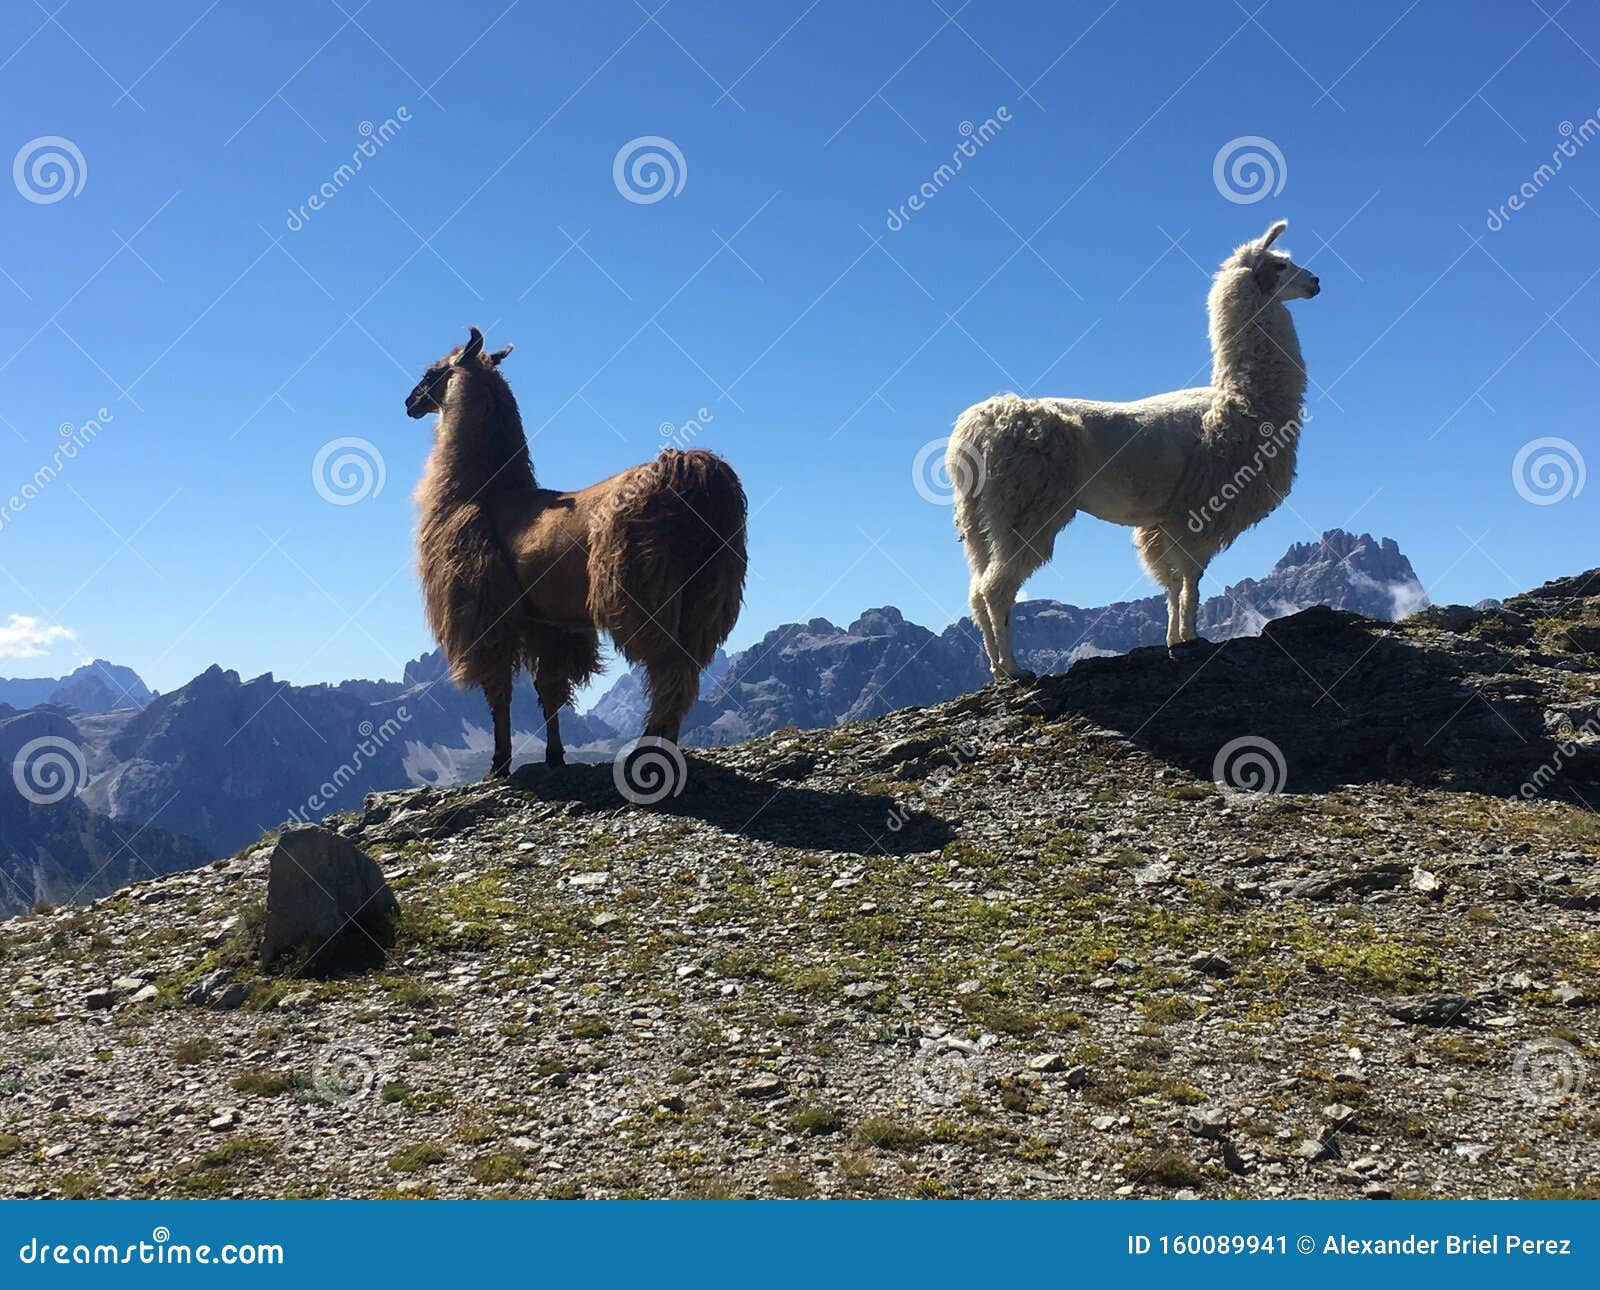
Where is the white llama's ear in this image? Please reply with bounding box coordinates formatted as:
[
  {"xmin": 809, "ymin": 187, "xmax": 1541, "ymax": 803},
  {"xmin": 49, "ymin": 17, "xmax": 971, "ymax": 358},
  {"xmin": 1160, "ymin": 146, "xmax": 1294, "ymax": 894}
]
[
  {"xmin": 1259, "ymin": 220, "xmax": 1288, "ymax": 249},
  {"xmin": 456, "ymin": 326, "xmax": 484, "ymax": 365},
  {"xmin": 489, "ymin": 344, "xmax": 514, "ymax": 366}
]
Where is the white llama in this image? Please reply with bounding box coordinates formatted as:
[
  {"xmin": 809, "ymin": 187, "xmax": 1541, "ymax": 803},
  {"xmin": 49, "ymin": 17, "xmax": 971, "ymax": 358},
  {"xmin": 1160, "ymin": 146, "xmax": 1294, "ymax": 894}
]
[{"xmin": 948, "ymin": 220, "xmax": 1320, "ymax": 680}]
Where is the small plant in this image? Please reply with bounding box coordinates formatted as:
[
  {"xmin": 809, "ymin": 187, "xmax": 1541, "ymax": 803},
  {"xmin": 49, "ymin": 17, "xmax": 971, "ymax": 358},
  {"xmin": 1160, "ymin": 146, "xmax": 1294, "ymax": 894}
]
[
  {"xmin": 387, "ymin": 1142, "xmax": 448, "ymax": 1173},
  {"xmin": 231, "ymin": 1070, "xmax": 309, "ymax": 1097},
  {"xmin": 467, "ymin": 1149, "xmax": 527, "ymax": 1185},
  {"xmin": 171, "ymin": 1037, "xmax": 217, "ymax": 1067},
  {"xmin": 788, "ymin": 1105, "xmax": 843, "ymax": 1137},
  {"xmin": 854, "ymin": 1116, "xmax": 927, "ymax": 1151},
  {"xmin": 769, "ymin": 1169, "xmax": 816, "ymax": 1198}
]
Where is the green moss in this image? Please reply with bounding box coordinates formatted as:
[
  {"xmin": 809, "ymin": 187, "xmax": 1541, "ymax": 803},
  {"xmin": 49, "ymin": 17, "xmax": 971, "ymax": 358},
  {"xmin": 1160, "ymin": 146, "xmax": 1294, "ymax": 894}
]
[
  {"xmin": 231, "ymin": 1069, "xmax": 310, "ymax": 1097},
  {"xmin": 467, "ymin": 1148, "xmax": 527, "ymax": 1184},
  {"xmin": 769, "ymin": 1169, "xmax": 816, "ymax": 1198},
  {"xmin": 387, "ymin": 1142, "xmax": 448, "ymax": 1172},
  {"xmin": 855, "ymin": 1116, "xmax": 927, "ymax": 1151},
  {"xmin": 788, "ymin": 1105, "xmax": 843, "ymax": 1137},
  {"xmin": 171, "ymin": 1037, "xmax": 217, "ymax": 1067},
  {"xmin": 0, "ymin": 1133, "xmax": 21, "ymax": 1156}
]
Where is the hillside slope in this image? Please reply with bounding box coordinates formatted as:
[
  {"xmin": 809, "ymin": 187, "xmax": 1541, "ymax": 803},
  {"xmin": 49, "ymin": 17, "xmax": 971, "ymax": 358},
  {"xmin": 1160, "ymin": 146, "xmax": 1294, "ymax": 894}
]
[{"xmin": 0, "ymin": 569, "xmax": 1594, "ymax": 1199}]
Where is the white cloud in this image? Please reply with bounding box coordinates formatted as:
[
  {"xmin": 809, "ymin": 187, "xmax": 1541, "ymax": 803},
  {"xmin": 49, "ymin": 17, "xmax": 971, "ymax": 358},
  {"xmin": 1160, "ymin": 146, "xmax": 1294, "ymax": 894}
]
[{"xmin": 0, "ymin": 614, "xmax": 76, "ymax": 660}]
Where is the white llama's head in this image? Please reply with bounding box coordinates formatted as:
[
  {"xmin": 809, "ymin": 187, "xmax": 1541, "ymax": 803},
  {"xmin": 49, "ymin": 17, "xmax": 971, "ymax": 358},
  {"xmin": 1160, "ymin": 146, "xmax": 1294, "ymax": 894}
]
[{"xmin": 1221, "ymin": 220, "xmax": 1320, "ymax": 303}]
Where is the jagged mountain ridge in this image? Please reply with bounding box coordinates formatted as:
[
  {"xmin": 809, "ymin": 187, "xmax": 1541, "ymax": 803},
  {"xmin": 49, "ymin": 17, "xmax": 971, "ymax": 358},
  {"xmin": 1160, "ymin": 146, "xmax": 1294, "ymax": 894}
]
[
  {"xmin": 0, "ymin": 660, "xmax": 152, "ymax": 715},
  {"xmin": 0, "ymin": 705, "xmax": 210, "ymax": 918},
  {"xmin": 663, "ymin": 530, "xmax": 1426, "ymax": 745}
]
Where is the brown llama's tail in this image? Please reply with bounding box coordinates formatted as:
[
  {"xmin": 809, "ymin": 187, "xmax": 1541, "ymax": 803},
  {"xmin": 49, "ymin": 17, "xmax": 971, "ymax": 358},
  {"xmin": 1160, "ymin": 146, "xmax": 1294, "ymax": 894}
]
[{"xmin": 589, "ymin": 448, "xmax": 747, "ymax": 670}]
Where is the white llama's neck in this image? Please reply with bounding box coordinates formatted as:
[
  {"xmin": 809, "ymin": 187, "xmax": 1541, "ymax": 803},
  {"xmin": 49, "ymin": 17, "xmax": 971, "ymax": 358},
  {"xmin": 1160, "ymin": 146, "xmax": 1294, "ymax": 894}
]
[{"xmin": 1208, "ymin": 288, "xmax": 1307, "ymax": 431}]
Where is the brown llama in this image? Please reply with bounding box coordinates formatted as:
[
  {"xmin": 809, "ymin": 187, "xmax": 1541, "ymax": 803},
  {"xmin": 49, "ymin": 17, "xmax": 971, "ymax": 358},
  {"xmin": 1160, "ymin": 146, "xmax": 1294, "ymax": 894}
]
[{"xmin": 406, "ymin": 327, "xmax": 747, "ymax": 779}]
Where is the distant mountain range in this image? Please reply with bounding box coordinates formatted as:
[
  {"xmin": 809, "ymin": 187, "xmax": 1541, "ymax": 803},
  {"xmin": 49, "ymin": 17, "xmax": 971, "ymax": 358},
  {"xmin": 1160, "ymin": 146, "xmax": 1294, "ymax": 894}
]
[
  {"xmin": 0, "ymin": 659, "xmax": 151, "ymax": 714},
  {"xmin": 667, "ymin": 529, "xmax": 1427, "ymax": 745},
  {"xmin": 0, "ymin": 529, "xmax": 1426, "ymax": 915}
]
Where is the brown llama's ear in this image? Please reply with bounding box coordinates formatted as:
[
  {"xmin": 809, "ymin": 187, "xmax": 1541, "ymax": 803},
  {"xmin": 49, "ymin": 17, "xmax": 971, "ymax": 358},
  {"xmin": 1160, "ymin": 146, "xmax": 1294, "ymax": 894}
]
[
  {"xmin": 488, "ymin": 344, "xmax": 513, "ymax": 366},
  {"xmin": 455, "ymin": 326, "xmax": 484, "ymax": 366}
]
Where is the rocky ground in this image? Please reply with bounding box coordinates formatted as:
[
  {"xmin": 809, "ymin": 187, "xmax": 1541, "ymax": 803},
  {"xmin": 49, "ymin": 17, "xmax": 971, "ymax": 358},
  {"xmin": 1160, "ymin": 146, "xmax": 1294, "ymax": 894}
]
[{"xmin": 1, "ymin": 572, "xmax": 1597, "ymax": 1199}]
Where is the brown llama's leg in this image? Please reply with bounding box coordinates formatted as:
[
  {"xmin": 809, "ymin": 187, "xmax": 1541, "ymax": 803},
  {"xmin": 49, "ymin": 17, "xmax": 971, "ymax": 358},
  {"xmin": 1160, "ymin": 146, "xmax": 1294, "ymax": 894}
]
[
  {"xmin": 483, "ymin": 672, "xmax": 513, "ymax": 780},
  {"xmin": 534, "ymin": 669, "xmax": 567, "ymax": 767},
  {"xmin": 641, "ymin": 659, "xmax": 699, "ymax": 745}
]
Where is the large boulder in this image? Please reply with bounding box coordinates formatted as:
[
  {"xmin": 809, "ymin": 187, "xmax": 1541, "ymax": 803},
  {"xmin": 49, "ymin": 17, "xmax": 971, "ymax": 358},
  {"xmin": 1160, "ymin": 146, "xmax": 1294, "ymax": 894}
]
[{"xmin": 261, "ymin": 826, "xmax": 398, "ymax": 973}]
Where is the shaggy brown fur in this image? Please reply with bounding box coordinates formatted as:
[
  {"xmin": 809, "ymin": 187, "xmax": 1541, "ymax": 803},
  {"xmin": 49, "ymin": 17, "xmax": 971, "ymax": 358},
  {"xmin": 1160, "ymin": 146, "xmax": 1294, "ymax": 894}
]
[{"xmin": 407, "ymin": 328, "xmax": 747, "ymax": 777}]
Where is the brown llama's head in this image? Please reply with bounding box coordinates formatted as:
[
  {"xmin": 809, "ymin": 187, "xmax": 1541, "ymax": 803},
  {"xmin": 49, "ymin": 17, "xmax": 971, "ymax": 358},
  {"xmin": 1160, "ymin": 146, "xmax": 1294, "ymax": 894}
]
[{"xmin": 404, "ymin": 326, "xmax": 515, "ymax": 419}]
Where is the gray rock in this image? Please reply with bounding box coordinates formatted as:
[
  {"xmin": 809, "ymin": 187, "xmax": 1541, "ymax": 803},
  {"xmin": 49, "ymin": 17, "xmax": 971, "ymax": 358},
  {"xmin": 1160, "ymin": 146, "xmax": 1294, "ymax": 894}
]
[
  {"xmin": 84, "ymin": 988, "xmax": 116, "ymax": 1011},
  {"xmin": 1386, "ymin": 992, "xmax": 1473, "ymax": 1026},
  {"xmin": 1184, "ymin": 1105, "xmax": 1230, "ymax": 1139},
  {"xmin": 260, "ymin": 826, "xmax": 399, "ymax": 972},
  {"xmin": 736, "ymin": 1074, "xmax": 785, "ymax": 1100},
  {"xmin": 1028, "ymin": 1052, "xmax": 1065, "ymax": 1073}
]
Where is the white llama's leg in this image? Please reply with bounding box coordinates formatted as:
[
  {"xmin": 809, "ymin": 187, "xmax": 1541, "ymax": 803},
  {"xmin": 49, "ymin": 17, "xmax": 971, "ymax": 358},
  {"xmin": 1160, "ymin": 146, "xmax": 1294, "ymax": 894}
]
[
  {"xmin": 1164, "ymin": 586, "xmax": 1182, "ymax": 647},
  {"xmin": 969, "ymin": 576, "xmax": 1000, "ymax": 669},
  {"xmin": 1180, "ymin": 574, "xmax": 1200, "ymax": 642},
  {"xmin": 981, "ymin": 538, "xmax": 1049, "ymax": 681}
]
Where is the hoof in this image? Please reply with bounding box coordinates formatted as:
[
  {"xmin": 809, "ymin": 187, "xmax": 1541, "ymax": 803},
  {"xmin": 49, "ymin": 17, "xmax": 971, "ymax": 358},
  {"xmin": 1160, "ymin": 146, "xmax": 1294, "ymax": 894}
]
[
  {"xmin": 545, "ymin": 750, "xmax": 567, "ymax": 768},
  {"xmin": 995, "ymin": 666, "xmax": 1037, "ymax": 684},
  {"xmin": 483, "ymin": 763, "xmax": 510, "ymax": 782}
]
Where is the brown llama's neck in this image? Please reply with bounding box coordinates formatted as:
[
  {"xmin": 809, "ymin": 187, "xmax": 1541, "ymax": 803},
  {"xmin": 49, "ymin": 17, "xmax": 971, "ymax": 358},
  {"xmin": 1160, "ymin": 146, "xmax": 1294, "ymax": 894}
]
[
  {"xmin": 1206, "ymin": 269, "xmax": 1307, "ymax": 432},
  {"xmin": 418, "ymin": 372, "xmax": 537, "ymax": 511}
]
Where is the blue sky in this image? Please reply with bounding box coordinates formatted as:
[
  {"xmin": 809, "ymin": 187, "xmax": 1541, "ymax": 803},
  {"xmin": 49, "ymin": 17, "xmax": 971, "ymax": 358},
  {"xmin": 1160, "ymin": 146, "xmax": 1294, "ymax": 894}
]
[{"xmin": 0, "ymin": 0, "xmax": 1596, "ymax": 695}]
